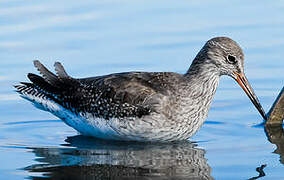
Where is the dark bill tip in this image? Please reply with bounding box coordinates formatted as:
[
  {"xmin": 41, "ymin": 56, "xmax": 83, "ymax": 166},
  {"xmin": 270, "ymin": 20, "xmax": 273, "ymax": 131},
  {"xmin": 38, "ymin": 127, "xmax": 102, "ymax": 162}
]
[{"xmin": 233, "ymin": 72, "xmax": 267, "ymax": 120}]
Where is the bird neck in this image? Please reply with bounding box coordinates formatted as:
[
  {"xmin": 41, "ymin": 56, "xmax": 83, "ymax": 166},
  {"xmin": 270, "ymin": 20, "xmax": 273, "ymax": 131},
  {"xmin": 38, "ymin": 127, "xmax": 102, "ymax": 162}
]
[
  {"xmin": 182, "ymin": 57, "xmax": 220, "ymax": 114},
  {"xmin": 185, "ymin": 62, "xmax": 220, "ymax": 100},
  {"xmin": 173, "ymin": 58, "xmax": 220, "ymax": 132},
  {"xmin": 185, "ymin": 55, "xmax": 220, "ymax": 77}
]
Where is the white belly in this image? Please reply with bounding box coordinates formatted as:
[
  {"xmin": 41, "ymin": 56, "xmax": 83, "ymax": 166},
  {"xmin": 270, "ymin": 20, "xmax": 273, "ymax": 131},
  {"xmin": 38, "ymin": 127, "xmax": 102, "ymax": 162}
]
[{"xmin": 21, "ymin": 93, "xmax": 193, "ymax": 142}]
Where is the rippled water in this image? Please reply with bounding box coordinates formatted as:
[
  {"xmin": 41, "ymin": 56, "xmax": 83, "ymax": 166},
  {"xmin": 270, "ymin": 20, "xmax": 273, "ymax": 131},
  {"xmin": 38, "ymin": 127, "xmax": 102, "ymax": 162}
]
[{"xmin": 0, "ymin": 0, "xmax": 284, "ymax": 179}]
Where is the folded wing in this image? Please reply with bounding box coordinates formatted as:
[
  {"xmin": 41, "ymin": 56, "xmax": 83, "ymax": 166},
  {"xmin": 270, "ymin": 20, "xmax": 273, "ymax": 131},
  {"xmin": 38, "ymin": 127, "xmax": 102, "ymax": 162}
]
[{"xmin": 15, "ymin": 61, "xmax": 172, "ymax": 120}]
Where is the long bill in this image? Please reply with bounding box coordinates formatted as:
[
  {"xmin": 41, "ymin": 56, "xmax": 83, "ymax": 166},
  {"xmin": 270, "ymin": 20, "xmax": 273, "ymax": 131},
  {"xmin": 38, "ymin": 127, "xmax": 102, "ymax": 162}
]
[{"xmin": 233, "ymin": 72, "xmax": 267, "ymax": 120}]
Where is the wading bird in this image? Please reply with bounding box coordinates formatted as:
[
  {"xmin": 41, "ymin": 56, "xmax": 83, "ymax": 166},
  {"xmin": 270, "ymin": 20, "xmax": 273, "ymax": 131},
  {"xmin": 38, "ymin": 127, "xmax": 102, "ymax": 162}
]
[{"xmin": 15, "ymin": 37, "xmax": 266, "ymax": 142}]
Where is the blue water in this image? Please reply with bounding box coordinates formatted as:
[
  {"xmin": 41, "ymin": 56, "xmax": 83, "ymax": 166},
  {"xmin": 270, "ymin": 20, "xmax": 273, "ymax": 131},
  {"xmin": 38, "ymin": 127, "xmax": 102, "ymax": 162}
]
[{"xmin": 0, "ymin": 0, "xmax": 284, "ymax": 179}]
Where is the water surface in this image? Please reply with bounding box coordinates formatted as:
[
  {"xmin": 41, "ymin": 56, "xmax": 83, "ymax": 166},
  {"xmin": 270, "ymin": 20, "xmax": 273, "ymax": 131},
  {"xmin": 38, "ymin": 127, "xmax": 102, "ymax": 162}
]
[{"xmin": 0, "ymin": 0, "xmax": 284, "ymax": 179}]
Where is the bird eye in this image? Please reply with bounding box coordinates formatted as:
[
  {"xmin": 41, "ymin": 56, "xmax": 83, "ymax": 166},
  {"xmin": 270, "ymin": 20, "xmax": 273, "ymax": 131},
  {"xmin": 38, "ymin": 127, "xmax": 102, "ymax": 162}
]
[{"xmin": 227, "ymin": 55, "xmax": 237, "ymax": 64}]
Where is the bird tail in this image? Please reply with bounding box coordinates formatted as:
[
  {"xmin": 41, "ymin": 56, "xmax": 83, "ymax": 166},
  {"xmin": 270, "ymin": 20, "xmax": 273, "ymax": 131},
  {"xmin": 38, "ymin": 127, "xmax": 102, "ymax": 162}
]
[{"xmin": 14, "ymin": 60, "xmax": 76, "ymax": 112}]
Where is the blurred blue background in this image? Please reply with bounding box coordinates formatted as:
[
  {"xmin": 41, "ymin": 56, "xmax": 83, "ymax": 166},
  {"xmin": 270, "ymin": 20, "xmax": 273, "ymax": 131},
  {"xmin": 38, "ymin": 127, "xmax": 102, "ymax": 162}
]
[{"xmin": 0, "ymin": 0, "xmax": 284, "ymax": 179}]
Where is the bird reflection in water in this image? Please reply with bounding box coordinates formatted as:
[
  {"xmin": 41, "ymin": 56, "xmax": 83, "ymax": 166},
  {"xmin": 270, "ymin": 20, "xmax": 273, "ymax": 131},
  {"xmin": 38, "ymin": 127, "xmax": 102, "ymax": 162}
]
[
  {"xmin": 24, "ymin": 136, "xmax": 213, "ymax": 180},
  {"xmin": 24, "ymin": 88, "xmax": 284, "ymax": 179}
]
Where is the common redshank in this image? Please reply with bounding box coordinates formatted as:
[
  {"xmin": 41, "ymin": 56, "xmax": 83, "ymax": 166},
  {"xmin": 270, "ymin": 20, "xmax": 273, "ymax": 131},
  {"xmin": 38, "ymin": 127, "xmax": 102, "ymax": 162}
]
[{"xmin": 14, "ymin": 37, "xmax": 267, "ymax": 142}]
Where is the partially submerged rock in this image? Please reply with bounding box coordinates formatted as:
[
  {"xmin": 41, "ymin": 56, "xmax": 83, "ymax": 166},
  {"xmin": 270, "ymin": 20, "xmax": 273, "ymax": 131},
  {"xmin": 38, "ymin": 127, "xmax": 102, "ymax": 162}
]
[
  {"xmin": 265, "ymin": 86, "xmax": 284, "ymax": 164},
  {"xmin": 266, "ymin": 87, "xmax": 284, "ymax": 124}
]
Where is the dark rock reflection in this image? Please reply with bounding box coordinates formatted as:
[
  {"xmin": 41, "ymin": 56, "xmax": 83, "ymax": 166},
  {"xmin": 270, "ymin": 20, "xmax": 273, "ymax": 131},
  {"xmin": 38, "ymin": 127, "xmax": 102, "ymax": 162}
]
[
  {"xmin": 24, "ymin": 136, "xmax": 213, "ymax": 180},
  {"xmin": 265, "ymin": 124, "xmax": 284, "ymax": 164}
]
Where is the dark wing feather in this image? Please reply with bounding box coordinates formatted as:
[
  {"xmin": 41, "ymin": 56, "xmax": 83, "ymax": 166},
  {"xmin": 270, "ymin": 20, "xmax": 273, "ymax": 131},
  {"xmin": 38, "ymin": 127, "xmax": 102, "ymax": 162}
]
[
  {"xmin": 73, "ymin": 72, "xmax": 173, "ymax": 119},
  {"xmin": 17, "ymin": 61, "xmax": 179, "ymax": 119}
]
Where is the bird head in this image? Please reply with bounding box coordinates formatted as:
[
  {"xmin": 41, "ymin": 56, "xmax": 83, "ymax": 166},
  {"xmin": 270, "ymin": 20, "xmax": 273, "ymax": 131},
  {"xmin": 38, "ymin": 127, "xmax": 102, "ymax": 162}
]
[{"xmin": 202, "ymin": 37, "xmax": 267, "ymax": 120}]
